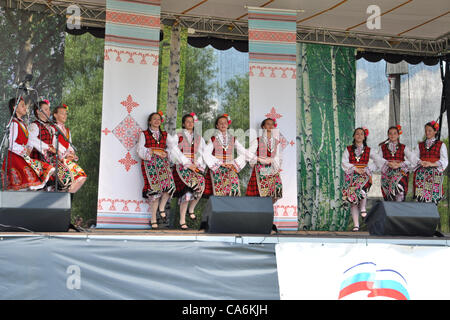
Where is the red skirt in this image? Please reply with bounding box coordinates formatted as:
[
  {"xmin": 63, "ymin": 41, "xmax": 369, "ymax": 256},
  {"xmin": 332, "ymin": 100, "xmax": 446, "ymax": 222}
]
[
  {"xmin": 203, "ymin": 169, "xmax": 213, "ymax": 197},
  {"xmin": 2, "ymin": 151, "xmax": 54, "ymax": 191},
  {"xmin": 173, "ymin": 167, "xmax": 187, "ymax": 197},
  {"xmin": 245, "ymin": 167, "xmax": 260, "ymax": 196}
]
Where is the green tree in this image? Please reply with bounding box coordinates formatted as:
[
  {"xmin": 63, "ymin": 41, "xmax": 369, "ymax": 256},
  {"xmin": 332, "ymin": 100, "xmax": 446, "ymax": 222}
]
[{"xmin": 62, "ymin": 32, "xmax": 104, "ymax": 226}]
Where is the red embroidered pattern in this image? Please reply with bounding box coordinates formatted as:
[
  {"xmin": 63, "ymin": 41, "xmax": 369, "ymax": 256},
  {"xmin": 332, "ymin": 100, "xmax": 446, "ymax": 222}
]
[
  {"xmin": 249, "ymin": 65, "xmax": 296, "ymax": 79},
  {"xmin": 104, "ymin": 48, "xmax": 159, "ymax": 65},
  {"xmin": 118, "ymin": 152, "xmax": 138, "ymax": 172}
]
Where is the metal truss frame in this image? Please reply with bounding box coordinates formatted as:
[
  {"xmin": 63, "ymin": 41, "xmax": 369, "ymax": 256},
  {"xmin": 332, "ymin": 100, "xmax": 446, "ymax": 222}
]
[{"xmin": 4, "ymin": 0, "xmax": 449, "ymax": 56}]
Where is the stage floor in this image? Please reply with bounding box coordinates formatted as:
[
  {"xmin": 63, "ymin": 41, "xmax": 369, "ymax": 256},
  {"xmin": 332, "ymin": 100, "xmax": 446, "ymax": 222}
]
[{"xmin": 1, "ymin": 228, "xmax": 450, "ymax": 246}]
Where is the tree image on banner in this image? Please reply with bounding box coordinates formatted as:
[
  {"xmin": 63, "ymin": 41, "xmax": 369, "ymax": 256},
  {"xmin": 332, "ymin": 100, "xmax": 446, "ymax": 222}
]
[{"xmin": 297, "ymin": 43, "xmax": 356, "ymax": 231}]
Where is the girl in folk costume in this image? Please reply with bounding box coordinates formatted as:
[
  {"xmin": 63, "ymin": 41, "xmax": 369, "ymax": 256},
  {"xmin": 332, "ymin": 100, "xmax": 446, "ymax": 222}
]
[
  {"xmin": 341, "ymin": 127, "xmax": 380, "ymax": 231},
  {"xmin": 171, "ymin": 113, "xmax": 207, "ymax": 230},
  {"xmin": 52, "ymin": 105, "xmax": 87, "ymax": 193},
  {"xmin": 377, "ymin": 125, "xmax": 416, "ymax": 202},
  {"xmin": 203, "ymin": 114, "xmax": 247, "ymax": 197},
  {"xmin": 29, "ymin": 100, "xmax": 57, "ymax": 164},
  {"xmin": 413, "ymin": 121, "xmax": 448, "ymax": 204},
  {"xmin": 246, "ymin": 118, "xmax": 283, "ymax": 202},
  {"xmin": 137, "ymin": 111, "xmax": 177, "ymax": 229},
  {"xmin": 2, "ymin": 98, "xmax": 54, "ymax": 191}
]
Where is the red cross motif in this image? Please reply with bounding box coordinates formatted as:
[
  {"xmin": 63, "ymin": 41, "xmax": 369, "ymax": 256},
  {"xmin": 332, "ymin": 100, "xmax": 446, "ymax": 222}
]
[
  {"xmin": 121, "ymin": 94, "xmax": 140, "ymax": 114},
  {"xmin": 118, "ymin": 152, "xmax": 138, "ymax": 172},
  {"xmin": 102, "ymin": 128, "xmax": 111, "ymax": 136},
  {"xmin": 265, "ymin": 107, "xmax": 282, "ymax": 120}
]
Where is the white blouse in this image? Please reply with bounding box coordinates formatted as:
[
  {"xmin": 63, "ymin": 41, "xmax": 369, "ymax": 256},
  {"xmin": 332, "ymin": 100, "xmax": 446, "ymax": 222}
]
[
  {"xmin": 136, "ymin": 129, "xmax": 178, "ymax": 161},
  {"xmin": 413, "ymin": 139, "xmax": 448, "ymax": 172},
  {"xmin": 377, "ymin": 142, "xmax": 418, "ymax": 173},
  {"xmin": 28, "ymin": 121, "xmax": 53, "ymax": 156},
  {"xmin": 8, "ymin": 119, "xmax": 28, "ymax": 157},
  {"xmin": 203, "ymin": 131, "xmax": 247, "ymax": 173},
  {"xmin": 247, "ymin": 134, "xmax": 282, "ymax": 173}
]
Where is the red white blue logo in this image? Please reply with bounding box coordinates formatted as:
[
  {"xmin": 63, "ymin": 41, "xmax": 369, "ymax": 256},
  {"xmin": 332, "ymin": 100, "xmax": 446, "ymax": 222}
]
[{"xmin": 338, "ymin": 262, "xmax": 410, "ymax": 300}]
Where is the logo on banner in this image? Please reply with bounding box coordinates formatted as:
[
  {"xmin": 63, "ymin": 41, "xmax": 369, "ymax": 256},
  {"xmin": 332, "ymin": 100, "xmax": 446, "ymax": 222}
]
[{"xmin": 339, "ymin": 262, "xmax": 410, "ymax": 300}]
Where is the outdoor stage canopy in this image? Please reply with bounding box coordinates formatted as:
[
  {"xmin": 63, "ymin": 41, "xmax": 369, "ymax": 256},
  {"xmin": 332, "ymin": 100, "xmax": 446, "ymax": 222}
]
[{"xmin": 5, "ymin": 0, "xmax": 450, "ymax": 63}]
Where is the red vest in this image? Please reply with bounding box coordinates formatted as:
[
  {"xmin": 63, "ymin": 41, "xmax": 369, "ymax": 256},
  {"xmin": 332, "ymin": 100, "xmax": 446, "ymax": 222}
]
[
  {"xmin": 256, "ymin": 136, "xmax": 278, "ymax": 158},
  {"xmin": 143, "ymin": 129, "xmax": 168, "ymax": 150},
  {"xmin": 177, "ymin": 132, "xmax": 201, "ymax": 161},
  {"xmin": 419, "ymin": 140, "xmax": 442, "ymax": 162},
  {"xmin": 12, "ymin": 119, "xmax": 28, "ymax": 146},
  {"xmin": 56, "ymin": 125, "xmax": 70, "ymax": 149},
  {"xmin": 211, "ymin": 135, "xmax": 235, "ymax": 163},
  {"xmin": 381, "ymin": 143, "xmax": 405, "ymax": 161},
  {"xmin": 347, "ymin": 145, "xmax": 371, "ymax": 167}
]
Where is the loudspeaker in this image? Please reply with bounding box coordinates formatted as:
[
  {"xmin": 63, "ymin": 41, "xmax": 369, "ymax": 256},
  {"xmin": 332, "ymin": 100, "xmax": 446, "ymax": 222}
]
[
  {"xmin": 201, "ymin": 196, "xmax": 274, "ymax": 234},
  {"xmin": 365, "ymin": 201, "xmax": 440, "ymax": 236},
  {"xmin": 0, "ymin": 191, "xmax": 71, "ymax": 232}
]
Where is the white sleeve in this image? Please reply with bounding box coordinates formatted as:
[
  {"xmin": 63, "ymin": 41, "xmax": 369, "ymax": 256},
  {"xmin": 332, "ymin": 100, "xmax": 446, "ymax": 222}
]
[
  {"xmin": 67, "ymin": 130, "xmax": 75, "ymax": 154},
  {"xmin": 272, "ymin": 140, "xmax": 282, "ymax": 173},
  {"xmin": 195, "ymin": 137, "xmax": 207, "ymax": 172},
  {"xmin": 438, "ymin": 143, "xmax": 448, "ymax": 172},
  {"xmin": 233, "ymin": 139, "xmax": 248, "ymax": 172},
  {"xmin": 403, "ymin": 146, "xmax": 418, "ymax": 171},
  {"xmin": 247, "ymin": 139, "xmax": 259, "ymax": 166},
  {"xmin": 169, "ymin": 134, "xmax": 191, "ymax": 167},
  {"xmin": 136, "ymin": 132, "xmax": 152, "ymax": 160},
  {"xmin": 9, "ymin": 122, "xmax": 27, "ymax": 157},
  {"xmin": 341, "ymin": 148, "xmax": 354, "ymax": 173},
  {"xmin": 367, "ymin": 150, "xmax": 380, "ymax": 174},
  {"xmin": 203, "ymin": 139, "xmax": 222, "ymax": 172},
  {"xmin": 28, "ymin": 123, "xmax": 50, "ymax": 155}
]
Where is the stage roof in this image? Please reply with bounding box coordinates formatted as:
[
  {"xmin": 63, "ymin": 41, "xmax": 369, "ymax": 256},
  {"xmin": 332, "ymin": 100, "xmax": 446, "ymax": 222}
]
[{"xmin": 6, "ymin": 0, "xmax": 450, "ymax": 56}]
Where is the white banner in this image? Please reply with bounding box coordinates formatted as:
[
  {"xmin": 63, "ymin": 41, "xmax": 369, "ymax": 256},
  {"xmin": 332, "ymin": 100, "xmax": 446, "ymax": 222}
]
[
  {"xmin": 96, "ymin": 0, "xmax": 161, "ymax": 228},
  {"xmin": 276, "ymin": 242, "xmax": 450, "ymax": 300}
]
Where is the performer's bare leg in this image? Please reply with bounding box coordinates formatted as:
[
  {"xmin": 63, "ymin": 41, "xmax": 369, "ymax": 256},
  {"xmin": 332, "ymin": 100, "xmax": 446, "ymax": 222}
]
[
  {"xmin": 179, "ymin": 201, "xmax": 188, "ymax": 228},
  {"xmin": 188, "ymin": 197, "xmax": 201, "ymax": 219},
  {"xmin": 68, "ymin": 177, "xmax": 87, "ymax": 193},
  {"xmin": 359, "ymin": 197, "xmax": 367, "ymax": 218},
  {"xmin": 150, "ymin": 199, "xmax": 159, "ymax": 227},
  {"xmin": 158, "ymin": 192, "xmax": 171, "ymax": 220},
  {"xmin": 350, "ymin": 204, "xmax": 360, "ymax": 231}
]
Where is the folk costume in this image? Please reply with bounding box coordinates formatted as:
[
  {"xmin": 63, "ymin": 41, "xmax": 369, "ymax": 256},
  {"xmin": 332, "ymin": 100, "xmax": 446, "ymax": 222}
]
[
  {"xmin": 29, "ymin": 119, "xmax": 55, "ymax": 164},
  {"xmin": 171, "ymin": 129, "xmax": 207, "ymax": 203},
  {"xmin": 245, "ymin": 132, "xmax": 283, "ymax": 201},
  {"xmin": 378, "ymin": 141, "xmax": 416, "ymax": 201},
  {"xmin": 341, "ymin": 144, "xmax": 379, "ymax": 205},
  {"xmin": 2, "ymin": 117, "xmax": 54, "ymax": 191},
  {"xmin": 137, "ymin": 128, "xmax": 176, "ymax": 200},
  {"xmin": 413, "ymin": 138, "xmax": 448, "ymax": 203},
  {"xmin": 54, "ymin": 122, "xmax": 87, "ymax": 193},
  {"xmin": 203, "ymin": 130, "xmax": 247, "ymax": 197}
]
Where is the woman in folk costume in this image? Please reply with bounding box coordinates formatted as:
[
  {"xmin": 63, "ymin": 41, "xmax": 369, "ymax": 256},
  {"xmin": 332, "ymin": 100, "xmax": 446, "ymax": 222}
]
[
  {"xmin": 2, "ymin": 98, "xmax": 54, "ymax": 191},
  {"xmin": 52, "ymin": 105, "xmax": 87, "ymax": 193},
  {"xmin": 137, "ymin": 111, "xmax": 177, "ymax": 229},
  {"xmin": 203, "ymin": 114, "xmax": 247, "ymax": 197},
  {"xmin": 413, "ymin": 121, "xmax": 448, "ymax": 204},
  {"xmin": 245, "ymin": 118, "xmax": 283, "ymax": 202},
  {"xmin": 171, "ymin": 113, "xmax": 207, "ymax": 230},
  {"xmin": 341, "ymin": 127, "xmax": 381, "ymax": 231},
  {"xmin": 377, "ymin": 125, "xmax": 416, "ymax": 202},
  {"xmin": 29, "ymin": 100, "xmax": 57, "ymax": 164}
]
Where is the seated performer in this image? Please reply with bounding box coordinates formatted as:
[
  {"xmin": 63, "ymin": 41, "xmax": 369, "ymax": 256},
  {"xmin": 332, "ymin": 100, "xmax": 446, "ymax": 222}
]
[
  {"xmin": 245, "ymin": 118, "xmax": 283, "ymax": 203},
  {"xmin": 137, "ymin": 111, "xmax": 177, "ymax": 229},
  {"xmin": 203, "ymin": 114, "xmax": 247, "ymax": 197},
  {"xmin": 29, "ymin": 100, "xmax": 56, "ymax": 164},
  {"xmin": 171, "ymin": 113, "xmax": 207, "ymax": 230},
  {"xmin": 2, "ymin": 98, "xmax": 54, "ymax": 191},
  {"xmin": 377, "ymin": 125, "xmax": 416, "ymax": 202},
  {"xmin": 52, "ymin": 105, "xmax": 87, "ymax": 193},
  {"xmin": 341, "ymin": 127, "xmax": 380, "ymax": 232},
  {"xmin": 413, "ymin": 121, "xmax": 448, "ymax": 204}
]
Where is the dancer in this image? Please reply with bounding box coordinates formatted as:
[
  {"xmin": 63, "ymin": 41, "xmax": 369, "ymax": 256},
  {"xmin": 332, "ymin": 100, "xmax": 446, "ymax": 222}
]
[
  {"xmin": 413, "ymin": 121, "xmax": 448, "ymax": 204},
  {"xmin": 377, "ymin": 125, "xmax": 416, "ymax": 201},
  {"xmin": 203, "ymin": 114, "xmax": 247, "ymax": 197},
  {"xmin": 2, "ymin": 98, "xmax": 54, "ymax": 191},
  {"xmin": 341, "ymin": 127, "xmax": 380, "ymax": 231},
  {"xmin": 245, "ymin": 118, "xmax": 282, "ymax": 202},
  {"xmin": 171, "ymin": 113, "xmax": 206, "ymax": 230},
  {"xmin": 137, "ymin": 111, "xmax": 176, "ymax": 229},
  {"xmin": 52, "ymin": 105, "xmax": 87, "ymax": 193}
]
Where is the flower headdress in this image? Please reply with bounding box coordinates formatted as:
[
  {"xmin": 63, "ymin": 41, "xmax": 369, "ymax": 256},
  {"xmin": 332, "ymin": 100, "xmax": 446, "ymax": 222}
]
[
  {"xmin": 189, "ymin": 112, "xmax": 198, "ymax": 122},
  {"xmin": 42, "ymin": 99, "xmax": 50, "ymax": 106},
  {"xmin": 362, "ymin": 126, "xmax": 369, "ymax": 137},
  {"xmin": 396, "ymin": 124, "xmax": 403, "ymax": 135},
  {"xmin": 62, "ymin": 103, "xmax": 69, "ymax": 111},
  {"xmin": 271, "ymin": 118, "xmax": 278, "ymax": 128},
  {"xmin": 157, "ymin": 110, "xmax": 165, "ymax": 123},
  {"xmin": 430, "ymin": 120, "xmax": 439, "ymax": 131},
  {"xmin": 223, "ymin": 113, "xmax": 231, "ymax": 125}
]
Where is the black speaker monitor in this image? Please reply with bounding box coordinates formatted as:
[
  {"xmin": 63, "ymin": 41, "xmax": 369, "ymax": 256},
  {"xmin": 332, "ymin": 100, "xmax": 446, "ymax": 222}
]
[
  {"xmin": 366, "ymin": 201, "xmax": 440, "ymax": 237},
  {"xmin": 0, "ymin": 191, "xmax": 71, "ymax": 232},
  {"xmin": 201, "ymin": 196, "xmax": 274, "ymax": 234}
]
